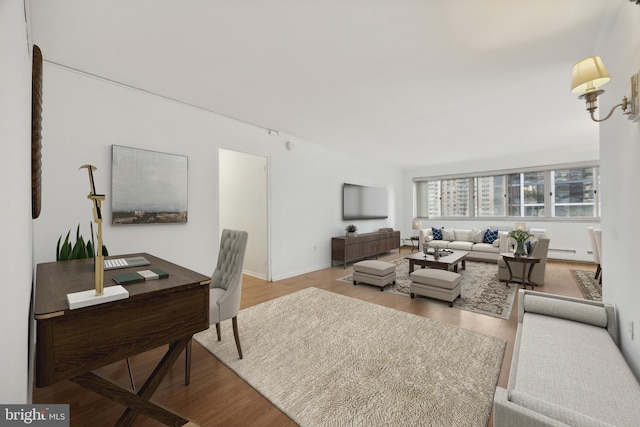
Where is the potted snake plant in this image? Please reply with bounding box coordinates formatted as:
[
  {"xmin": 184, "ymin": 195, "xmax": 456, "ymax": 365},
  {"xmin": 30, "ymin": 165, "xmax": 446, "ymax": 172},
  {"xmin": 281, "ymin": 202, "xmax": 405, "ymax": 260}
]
[{"xmin": 56, "ymin": 223, "xmax": 108, "ymax": 261}]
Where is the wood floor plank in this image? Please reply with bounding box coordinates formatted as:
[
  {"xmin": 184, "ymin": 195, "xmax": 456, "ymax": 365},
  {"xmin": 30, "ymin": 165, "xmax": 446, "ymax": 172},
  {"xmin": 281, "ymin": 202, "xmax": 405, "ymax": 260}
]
[{"xmin": 32, "ymin": 247, "xmax": 595, "ymax": 426}]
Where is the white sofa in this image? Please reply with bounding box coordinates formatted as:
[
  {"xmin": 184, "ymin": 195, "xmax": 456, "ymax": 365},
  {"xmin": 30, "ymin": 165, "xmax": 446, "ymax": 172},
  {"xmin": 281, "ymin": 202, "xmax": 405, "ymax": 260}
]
[
  {"xmin": 494, "ymin": 290, "xmax": 640, "ymax": 427},
  {"xmin": 418, "ymin": 227, "xmax": 510, "ymax": 262}
]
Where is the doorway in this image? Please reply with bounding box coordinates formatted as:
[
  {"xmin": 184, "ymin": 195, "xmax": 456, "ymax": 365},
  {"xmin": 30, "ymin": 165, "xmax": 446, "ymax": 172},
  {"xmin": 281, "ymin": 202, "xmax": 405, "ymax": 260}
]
[{"xmin": 218, "ymin": 149, "xmax": 269, "ymax": 280}]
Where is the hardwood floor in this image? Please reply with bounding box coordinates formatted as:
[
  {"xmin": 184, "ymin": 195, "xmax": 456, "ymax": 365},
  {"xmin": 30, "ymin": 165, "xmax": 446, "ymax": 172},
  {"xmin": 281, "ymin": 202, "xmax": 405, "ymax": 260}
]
[{"xmin": 32, "ymin": 247, "xmax": 594, "ymax": 426}]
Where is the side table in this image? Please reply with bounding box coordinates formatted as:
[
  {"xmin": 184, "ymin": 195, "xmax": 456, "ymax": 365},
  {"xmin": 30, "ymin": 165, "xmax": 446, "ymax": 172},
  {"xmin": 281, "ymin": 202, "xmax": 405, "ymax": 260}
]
[
  {"xmin": 404, "ymin": 236, "xmax": 420, "ymax": 252},
  {"xmin": 500, "ymin": 253, "xmax": 542, "ymax": 290}
]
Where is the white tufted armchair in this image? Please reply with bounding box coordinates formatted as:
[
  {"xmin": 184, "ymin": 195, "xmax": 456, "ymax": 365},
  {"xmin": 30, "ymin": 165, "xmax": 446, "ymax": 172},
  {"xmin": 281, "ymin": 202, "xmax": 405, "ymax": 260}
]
[{"xmin": 185, "ymin": 229, "xmax": 248, "ymax": 385}]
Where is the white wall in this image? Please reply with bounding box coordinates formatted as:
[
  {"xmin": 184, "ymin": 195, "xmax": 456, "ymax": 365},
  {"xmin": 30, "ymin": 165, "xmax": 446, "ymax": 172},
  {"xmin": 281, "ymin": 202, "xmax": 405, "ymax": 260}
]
[
  {"xmin": 0, "ymin": 0, "xmax": 34, "ymax": 403},
  {"xmin": 219, "ymin": 149, "xmax": 268, "ymax": 279},
  {"xmin": 32, "ymin": 64, "xmax": 404, "ymax": 283},
  {"xmin": 598, "ymin": 5, "xmax": 640, "ymax": 378}
]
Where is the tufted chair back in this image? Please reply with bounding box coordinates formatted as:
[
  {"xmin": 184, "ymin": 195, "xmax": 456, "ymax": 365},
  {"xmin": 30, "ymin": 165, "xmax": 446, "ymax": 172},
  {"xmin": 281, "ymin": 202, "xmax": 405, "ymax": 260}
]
[
  {"xmin": 211, "ymin": 229, "xmax": 248, "ymax": 321},
  {"xmin": 212, "ymin": 229, "xmax": 248, "ymax": 289}
]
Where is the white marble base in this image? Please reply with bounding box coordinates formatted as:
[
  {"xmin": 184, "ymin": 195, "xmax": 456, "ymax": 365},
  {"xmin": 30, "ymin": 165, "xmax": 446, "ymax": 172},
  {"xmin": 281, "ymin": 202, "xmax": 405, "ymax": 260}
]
[{"xmin": 67, "ymin": 285, "xmax": 129, "ymax": 310}]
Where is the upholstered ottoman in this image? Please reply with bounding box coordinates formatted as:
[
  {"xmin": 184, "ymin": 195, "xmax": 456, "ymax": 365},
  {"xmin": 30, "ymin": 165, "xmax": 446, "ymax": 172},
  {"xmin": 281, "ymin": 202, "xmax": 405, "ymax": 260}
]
[
  {"xmin": 410, "ymin": 269, "xmax": 461, "ymax": 306},
  {"xmin": 352, "ymin": 260, "xmax": 396, "ymax": 291}
]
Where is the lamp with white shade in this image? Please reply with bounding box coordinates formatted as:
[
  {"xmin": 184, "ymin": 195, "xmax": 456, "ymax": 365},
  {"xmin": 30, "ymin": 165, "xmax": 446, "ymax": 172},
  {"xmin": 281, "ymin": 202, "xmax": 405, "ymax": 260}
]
[
  {"xmin": 412, "ymin": 219, "xmax": 421, "ymax": 236},
  {"xmin": 571, "ymin": 55, "xmax": 638, "ymax": 122}
]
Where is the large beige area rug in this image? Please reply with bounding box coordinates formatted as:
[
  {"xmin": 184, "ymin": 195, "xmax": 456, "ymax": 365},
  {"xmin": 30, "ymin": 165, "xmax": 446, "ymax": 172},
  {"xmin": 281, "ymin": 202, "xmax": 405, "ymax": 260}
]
[
  {"xmin": 339, "ymin": 258, "xmax": 517, "ymax": 319},
  {"xmin": 194, "ymin": 287, "xmax": 506, "ymax": 427}
]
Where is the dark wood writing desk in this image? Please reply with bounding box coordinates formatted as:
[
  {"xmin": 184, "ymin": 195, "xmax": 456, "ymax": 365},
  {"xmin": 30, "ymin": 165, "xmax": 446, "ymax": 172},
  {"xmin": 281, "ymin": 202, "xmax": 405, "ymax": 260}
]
[{"xmin": 34, "ymin": 253, "xmax": 211, "ymax": 427}]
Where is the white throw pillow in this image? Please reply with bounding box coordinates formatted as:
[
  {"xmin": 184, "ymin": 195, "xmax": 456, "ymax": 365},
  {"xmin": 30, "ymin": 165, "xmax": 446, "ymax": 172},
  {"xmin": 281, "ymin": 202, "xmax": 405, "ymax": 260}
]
[
  {"xmin": 470, "ymin": 228, "xmax": 486, "ymax": 243},
  {"xmin": 442, "ymin": 229, "xmax": 456, "ymax": 241}
]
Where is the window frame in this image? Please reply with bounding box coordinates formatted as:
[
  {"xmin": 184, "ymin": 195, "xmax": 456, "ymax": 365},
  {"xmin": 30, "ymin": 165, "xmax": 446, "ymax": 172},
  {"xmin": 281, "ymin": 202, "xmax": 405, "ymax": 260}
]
[{"xmin": 414, "ymin": 162, "xmax": 600, "ymax": 220}]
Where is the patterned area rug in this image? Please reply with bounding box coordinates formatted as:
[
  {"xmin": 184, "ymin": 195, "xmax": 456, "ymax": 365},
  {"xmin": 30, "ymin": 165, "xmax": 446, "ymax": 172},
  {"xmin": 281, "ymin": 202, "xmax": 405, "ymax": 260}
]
[
  {"xmin": 195, "ymin": 287, "xmax": 506, "ymax": 426},
  {"xmin": 338, "ymin": 258, "xmax": 517, "ymax": 319},
  {"xmin": 570, "ymin": 269, "xmax": 602, "ymax": 301}
]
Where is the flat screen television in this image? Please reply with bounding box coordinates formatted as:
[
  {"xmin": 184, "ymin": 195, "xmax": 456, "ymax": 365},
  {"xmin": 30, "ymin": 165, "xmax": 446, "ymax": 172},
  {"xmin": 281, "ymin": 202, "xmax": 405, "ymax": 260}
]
[{"xmin": 343, "ymin": 183, "xmax": 388, "ymax": 220}]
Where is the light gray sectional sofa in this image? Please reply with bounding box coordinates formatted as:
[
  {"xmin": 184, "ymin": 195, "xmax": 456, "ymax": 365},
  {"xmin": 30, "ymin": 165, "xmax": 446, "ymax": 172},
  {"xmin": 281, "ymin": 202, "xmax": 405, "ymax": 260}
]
[
  {"xmin": 418, "ymin": 227, "xmax": 510, "ymax": 262},
  {"xmin": 494, "ymin": 290, "xmax": 640, "ymax": 427}
]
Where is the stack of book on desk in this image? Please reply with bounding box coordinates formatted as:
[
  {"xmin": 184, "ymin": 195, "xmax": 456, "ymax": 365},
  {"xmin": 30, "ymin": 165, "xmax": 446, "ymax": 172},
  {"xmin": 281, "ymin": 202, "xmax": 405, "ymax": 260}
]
[{"xmin": 112, "ymin": 269, "xmax": 169, "ymax": 285}]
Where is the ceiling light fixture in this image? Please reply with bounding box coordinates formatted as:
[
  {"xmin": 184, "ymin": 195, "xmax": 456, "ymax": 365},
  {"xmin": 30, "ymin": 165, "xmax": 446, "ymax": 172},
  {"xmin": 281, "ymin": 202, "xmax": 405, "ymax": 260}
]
[{"xmin": 570, "ymin": 55, "xmax": 638, "ymax": 122}]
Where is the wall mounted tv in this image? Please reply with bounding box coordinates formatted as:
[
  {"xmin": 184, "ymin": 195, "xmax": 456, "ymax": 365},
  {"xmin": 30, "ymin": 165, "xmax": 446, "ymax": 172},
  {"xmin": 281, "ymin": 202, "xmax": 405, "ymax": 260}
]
[{"xmin": 343, "ymin": 183, "xmax": 388, "ymax": 220}]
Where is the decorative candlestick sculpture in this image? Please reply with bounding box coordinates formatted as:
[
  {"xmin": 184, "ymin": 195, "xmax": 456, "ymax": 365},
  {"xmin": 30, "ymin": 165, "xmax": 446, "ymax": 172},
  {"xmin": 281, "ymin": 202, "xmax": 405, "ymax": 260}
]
[
  {"xmin": 80, "ymin": 164, "xmax": 105, "ymax": 296},
  {"xmin": 65, "ymin": 165, "xmax": 128, "ymax": 310}
]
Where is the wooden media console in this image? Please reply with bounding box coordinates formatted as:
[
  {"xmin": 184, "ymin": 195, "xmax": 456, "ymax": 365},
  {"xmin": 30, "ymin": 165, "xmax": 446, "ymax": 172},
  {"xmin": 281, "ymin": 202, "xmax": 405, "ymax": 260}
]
[{"xmin": 331, "ymin": 230, "xmax": 400, "ymax": 268}]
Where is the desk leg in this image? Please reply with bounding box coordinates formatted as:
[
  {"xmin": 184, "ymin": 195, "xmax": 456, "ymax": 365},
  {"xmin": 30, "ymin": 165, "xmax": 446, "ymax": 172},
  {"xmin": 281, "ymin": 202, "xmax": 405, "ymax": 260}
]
[
  {"xmin": 185, "ymin": 339, "xmax": 192, "ymax": 386},
  {"xmin": 71, "ymin": 337, "xmax": 192, "ymax": 427}
]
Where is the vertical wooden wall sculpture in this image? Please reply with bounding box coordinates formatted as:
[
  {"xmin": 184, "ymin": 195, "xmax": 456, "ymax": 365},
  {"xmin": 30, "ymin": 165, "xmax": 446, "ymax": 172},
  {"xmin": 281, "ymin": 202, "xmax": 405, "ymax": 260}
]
[{"xmin": 32, "ymin": 45, "xmax": 43, "ymax": 219}]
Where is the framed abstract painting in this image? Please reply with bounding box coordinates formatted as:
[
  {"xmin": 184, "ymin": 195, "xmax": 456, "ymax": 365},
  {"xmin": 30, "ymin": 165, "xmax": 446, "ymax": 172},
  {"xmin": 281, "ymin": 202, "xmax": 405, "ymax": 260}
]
[{"xmin": 111, "ymin": 145, "xmax": 188, "ymax": 224}]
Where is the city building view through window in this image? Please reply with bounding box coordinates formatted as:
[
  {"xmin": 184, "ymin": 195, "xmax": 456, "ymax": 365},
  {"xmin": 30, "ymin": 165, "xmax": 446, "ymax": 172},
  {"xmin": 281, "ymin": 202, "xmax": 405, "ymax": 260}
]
[{"xmin": 415, "ymin": 165, "xmax": 599, "ymax": 219}]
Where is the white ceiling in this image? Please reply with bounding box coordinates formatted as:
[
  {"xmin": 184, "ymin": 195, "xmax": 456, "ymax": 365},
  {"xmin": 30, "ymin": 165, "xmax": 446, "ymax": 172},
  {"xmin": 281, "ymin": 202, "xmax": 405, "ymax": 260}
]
[{"xmin": 29, "ymin": 0, "xmax": 622, "ymax": 170}]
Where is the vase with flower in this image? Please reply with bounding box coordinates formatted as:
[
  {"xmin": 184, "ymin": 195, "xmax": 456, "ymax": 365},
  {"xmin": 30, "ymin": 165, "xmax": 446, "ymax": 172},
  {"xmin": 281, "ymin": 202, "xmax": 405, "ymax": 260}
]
[{"xmin": 509, "ymin": 229, "xmax": 534, "ymax": 257}]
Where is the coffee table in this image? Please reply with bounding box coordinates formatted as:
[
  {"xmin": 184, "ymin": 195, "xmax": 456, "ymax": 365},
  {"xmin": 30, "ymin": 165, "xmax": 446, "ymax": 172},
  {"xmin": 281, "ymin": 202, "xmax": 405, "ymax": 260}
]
[{"xmin": 406, "ymin": 250, "xmax": 469, "ymax": 273}]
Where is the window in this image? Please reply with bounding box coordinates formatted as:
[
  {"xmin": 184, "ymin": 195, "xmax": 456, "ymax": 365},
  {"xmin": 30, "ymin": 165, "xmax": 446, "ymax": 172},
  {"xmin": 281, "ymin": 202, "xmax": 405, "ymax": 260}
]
[
  {"xmin": 440, "ymin": 178, "xmax": 469, "ymax": 216},
  {"xmin": 415, "ymin": 164, "xmax": 599, "ymax": 219},
  {"xmin": 415, "ymin": 181, "xmax": 430, "ymax": 218},
  {"xmin": 551, "ymin": 167, "xmax": 597, "ymax": 217},
  {"xmin": 508, "ymin": 172, "xmax": 545, "ymax": 217},
  {"xmin": 475, "ymin": 176, "xmax": 506, "ymax": 217},
  {"xmin": 426, "ymin": 181, "xmax": 441, "ymax": 217}
]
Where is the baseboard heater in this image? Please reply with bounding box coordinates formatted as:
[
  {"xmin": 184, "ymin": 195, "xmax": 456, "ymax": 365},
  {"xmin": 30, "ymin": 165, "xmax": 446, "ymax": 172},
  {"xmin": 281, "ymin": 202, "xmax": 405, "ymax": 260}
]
[{"xmin": 548, "ymin": 248, "xmax": 577, "ymax": 254}]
